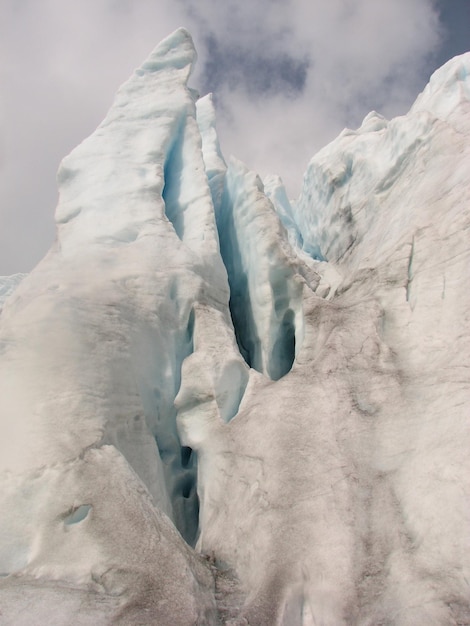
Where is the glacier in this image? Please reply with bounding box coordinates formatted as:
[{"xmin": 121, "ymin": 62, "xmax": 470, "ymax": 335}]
[{"xmin": 0, "ymin": 28, "xmax": 469, "ymax": 625}]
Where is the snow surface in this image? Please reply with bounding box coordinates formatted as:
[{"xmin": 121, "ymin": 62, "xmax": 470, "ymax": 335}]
[{"xmin": 0, "ymin": 28, "xmax": 469, "ymax": 625}]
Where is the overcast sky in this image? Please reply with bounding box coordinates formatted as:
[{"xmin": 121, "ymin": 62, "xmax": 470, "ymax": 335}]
[{"xmin": 1, "ymin": 0, "xmax": 469, "ymax": 274}]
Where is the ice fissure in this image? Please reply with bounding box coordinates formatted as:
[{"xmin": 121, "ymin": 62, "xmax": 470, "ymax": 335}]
[
  {"xmin": 1, "ymin": 28, "xmax": 470, "ymax": 626},
  {"xmin": 215, "ymin": 158, "xmax": 303, "ymax": 380}
]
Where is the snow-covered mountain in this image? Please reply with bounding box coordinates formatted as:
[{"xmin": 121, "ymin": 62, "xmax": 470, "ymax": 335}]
[{"xmin": 0, "ymin": 28, "xmax": 469, "ymax": 625}]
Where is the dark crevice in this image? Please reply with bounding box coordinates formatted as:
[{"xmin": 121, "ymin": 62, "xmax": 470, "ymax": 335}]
[
  {"xmin": 182, "ymin": 475, "xmax": 194, "ymax": 499},
  {"xmin": 269, "ymin": 269, "xmax": 297, "ymax": 380},
  {"xmin": 228, "ymin": 282, "xmax": 261, "ymax": 371},
  {"xmin": 181, "ymin": 446, "xmax": 193, "ymax": 468},
  {"xmin": 216, "ymin": 184, "xmax": 262, "ymax": 372},
  {"xmin": 151, "ymin": 306, "xmax": 200, "ymax": 547},
  {"xmin": 162, "ymin": 119, "xmax": 185, "ymax": 240},
  {"xmin": 173, "ymin": 307, "xmax": 195, "ymax": 398},
  {"xmin": 270, "ymin": 309, "xmax": 296, "ymax": 381},
  {"xmin": 174, "ymin": 463, "xmax": 199, "ymax": 545},
  {"xmin": 215, "ymin": 179, "xmax": 298, "ymax": 381},
  {"xmin": 185, "ymin": 308, "xmax": 195, "ymax": 345}
]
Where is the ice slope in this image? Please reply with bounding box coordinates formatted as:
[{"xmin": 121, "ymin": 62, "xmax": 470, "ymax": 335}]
[{"xmin": 0, "ymin": 28, "xmax": 469, "ymax": 626}]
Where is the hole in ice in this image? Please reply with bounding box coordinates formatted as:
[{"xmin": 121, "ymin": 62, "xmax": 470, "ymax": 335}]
[
  {"xmin": 268, "ymin": 269, "xmax": 297, "ymax": 380},
  {"xmin": 171, "ymin": 468, "xmax": 200, "ymax": 545},
  {"xmin": 216, "ymin": 361, "xmax": 249, "ymax": 422},
  {"xmin": 185, "ymin": 308, "xmax": 195, "ymax": 345},
  {"xmin": 181, "ymin": 446, "xmax": 193, "ymax": 468},
  {"xmin": 182, "ymin": 477, "xmax": 193, "ymax": 499},
  {"xmin": 270, "ymin": 308, "xmax": 296, "ymax": 380},
  {"xmin": 63, "ymin": 504, "xmax": 92, "ymax": 526}
]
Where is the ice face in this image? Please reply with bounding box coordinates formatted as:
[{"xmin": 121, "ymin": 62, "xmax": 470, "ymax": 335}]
[{"xmin": 1, "ymin": 30, "xmax": 470, "ymax": 625}]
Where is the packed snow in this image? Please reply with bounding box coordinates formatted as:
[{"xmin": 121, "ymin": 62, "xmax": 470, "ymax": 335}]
[{"xmin": 0, "ymin": 28, "xmax": 469, "ymax": 625}]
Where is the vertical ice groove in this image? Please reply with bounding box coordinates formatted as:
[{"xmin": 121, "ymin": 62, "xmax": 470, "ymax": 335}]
[
  {"xmin": 215, "ymin": 157, "xmax": 303, "ymax": 380},
  {"xmin": 135, "ymin": 302, "xmax": 199, "ymax": 545}
]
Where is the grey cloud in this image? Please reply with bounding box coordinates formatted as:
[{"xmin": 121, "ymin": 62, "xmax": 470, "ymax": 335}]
[
  {"xmin": 181, "ymin": 0, "xmax": 443, "ymax": 196},
  {"xmin": 201, "ymin": 34, "xmax": 309, "ymax": 97}
]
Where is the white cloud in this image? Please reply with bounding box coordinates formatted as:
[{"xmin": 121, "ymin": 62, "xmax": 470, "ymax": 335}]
[
  {"xmin": 0, "ymin": 0, "xmax": 186, "ymax": 273},
  {"xmin": 186, "ymin": 0, "xmax": 442, "ymax": 194},
  {"xmin": 0, "ymin": 0, "xmax": 443, "ymax": 271}
]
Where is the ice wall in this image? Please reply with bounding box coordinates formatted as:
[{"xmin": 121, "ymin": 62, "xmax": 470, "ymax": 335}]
[
  {"xmin": 0, "ymin": 29, "xmax": 469, "ymax": 626},
  {"xmin": 0, "ymin": 29, "xmax": 241, "ymax": 624}
]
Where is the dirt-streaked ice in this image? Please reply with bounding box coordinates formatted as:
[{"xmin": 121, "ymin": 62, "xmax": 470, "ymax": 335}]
[{"xmin": 0, "ymin": 29, "xmax": 469, "ymax": 626}]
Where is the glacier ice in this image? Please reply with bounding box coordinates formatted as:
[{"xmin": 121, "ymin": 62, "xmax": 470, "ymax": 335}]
[{"xmin": 0, "ymin": 28, "xmax": 470, "ymax": 625}]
